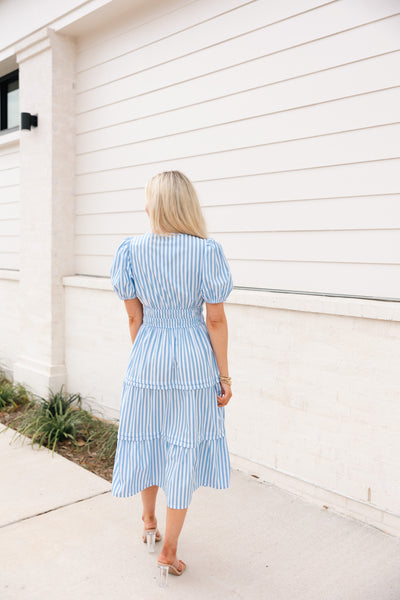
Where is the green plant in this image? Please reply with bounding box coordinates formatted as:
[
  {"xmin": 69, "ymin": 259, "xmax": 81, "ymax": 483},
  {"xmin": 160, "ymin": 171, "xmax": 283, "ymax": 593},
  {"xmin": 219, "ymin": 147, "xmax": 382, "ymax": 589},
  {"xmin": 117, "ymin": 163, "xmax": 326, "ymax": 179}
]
[
  {"xmin": 0, "ymin": 366, "xmax": 10, "ymax": 386},
  {"xmin": 0, "ymin": 374, "xmax": 31, "ymax": 410},
  {"xmin": 8, "ymin": 385, "xmax": 96, "ymax": 454},
  {"xmin": 0, "ymin": 382, "xmax": 18, "ymax": 409}
]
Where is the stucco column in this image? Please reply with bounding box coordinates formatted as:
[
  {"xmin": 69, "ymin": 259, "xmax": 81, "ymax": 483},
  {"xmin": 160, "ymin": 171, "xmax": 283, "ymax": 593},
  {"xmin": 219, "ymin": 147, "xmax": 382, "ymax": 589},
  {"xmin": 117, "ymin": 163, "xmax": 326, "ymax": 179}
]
[{"xmin": 14, "ymin": 27, "xmax": 75, "ymax": 397}]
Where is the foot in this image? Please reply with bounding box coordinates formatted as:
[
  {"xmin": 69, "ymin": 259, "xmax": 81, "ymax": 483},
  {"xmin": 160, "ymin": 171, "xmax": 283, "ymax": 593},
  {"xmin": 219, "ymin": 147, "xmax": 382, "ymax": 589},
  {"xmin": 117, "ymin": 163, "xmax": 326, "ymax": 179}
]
[
  {"xmin": 157, "ymin": 551, "xmax": 186, "ymax": 574},
  {"xmin": 142, "ymin": 516, "xmax": 162, "ymax": 542}
]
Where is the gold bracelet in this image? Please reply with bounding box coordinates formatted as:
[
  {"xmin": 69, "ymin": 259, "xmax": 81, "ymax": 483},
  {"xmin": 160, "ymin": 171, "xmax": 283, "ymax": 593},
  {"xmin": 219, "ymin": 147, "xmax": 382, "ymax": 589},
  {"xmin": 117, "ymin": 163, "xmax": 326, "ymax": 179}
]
[{"xmin": 219, "ymin": 374, "xmax": 232, "ymax": 385}]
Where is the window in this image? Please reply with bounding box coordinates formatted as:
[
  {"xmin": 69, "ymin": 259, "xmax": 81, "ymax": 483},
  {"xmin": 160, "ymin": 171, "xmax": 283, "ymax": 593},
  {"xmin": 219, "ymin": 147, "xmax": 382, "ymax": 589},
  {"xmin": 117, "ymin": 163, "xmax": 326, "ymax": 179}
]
[{"xmin": 0, "ymin": 69, "xmax": 19, "ymax": 132}]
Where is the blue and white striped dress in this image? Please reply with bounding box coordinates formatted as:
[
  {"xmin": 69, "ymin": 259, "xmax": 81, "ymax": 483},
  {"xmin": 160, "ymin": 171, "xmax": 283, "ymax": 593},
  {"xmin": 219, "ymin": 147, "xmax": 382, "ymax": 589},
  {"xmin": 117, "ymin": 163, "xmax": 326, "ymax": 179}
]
[{"xmin": 109, "ymin": 232, "xmax": 234, "ymax": 509}]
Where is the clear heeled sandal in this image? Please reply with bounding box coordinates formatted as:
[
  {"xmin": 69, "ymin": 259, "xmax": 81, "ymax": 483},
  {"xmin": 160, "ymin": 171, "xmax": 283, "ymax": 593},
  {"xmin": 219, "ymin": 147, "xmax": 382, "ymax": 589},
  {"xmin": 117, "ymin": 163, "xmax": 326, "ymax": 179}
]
[
  {"xmin": 157, "ymin": 559, "xmax": 187, "ymax": 586},
  {"xmin": 142, "ymin": 528, "xmax": 162, "ymax": 553}
]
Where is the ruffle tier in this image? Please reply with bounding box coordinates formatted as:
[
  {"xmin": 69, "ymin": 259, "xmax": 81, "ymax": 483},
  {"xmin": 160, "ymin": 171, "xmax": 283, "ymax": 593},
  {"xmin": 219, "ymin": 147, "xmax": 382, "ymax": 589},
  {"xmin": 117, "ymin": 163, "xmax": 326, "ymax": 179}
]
[
  {"xmin": 117, "ymin": 381, "xmax": 226, "ymax": 448},
  {"xmin": 111, "ymin": 435, "xmax": 231, "ymax": 509}
]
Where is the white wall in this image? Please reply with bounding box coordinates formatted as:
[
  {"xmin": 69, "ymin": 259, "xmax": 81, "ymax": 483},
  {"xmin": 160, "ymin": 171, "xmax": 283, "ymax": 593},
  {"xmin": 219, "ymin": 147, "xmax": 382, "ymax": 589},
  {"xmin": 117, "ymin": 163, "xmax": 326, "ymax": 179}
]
[
  {"xmin": 0, "ymin": 135, "xmax": 20, "ymax": 375},
  {"xmin": 0, "ymin": 277, "xmax": 19, "ymax": 372},
  {"xmin": 0, "ymin": 0, "xmax": 107, "ymax": 57},
  {"xmin": 0, "ymin": 137, "xmax": 19, "ymax": 271},
  {"xmin": 72, "ymin": 0, "xmax": 400, "ymax": 299},
  {"xmin": 226, "ymin": 298, "xmax": 400, "ymax": 530},
  {"xmin": 64, "ymin": 281, "xmax": 133, "ymax": 418}
]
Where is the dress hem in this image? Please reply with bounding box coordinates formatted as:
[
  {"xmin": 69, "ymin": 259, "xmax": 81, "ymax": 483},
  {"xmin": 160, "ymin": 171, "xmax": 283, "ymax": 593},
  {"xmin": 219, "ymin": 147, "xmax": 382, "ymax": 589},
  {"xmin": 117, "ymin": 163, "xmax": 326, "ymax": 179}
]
[
  {"xmin": 111, "ymin": 435, "xmax": 230, "ymax": 509},
  {"xmin": 111, "ymin": 480, "xmax": 230, "ymax": 509}
]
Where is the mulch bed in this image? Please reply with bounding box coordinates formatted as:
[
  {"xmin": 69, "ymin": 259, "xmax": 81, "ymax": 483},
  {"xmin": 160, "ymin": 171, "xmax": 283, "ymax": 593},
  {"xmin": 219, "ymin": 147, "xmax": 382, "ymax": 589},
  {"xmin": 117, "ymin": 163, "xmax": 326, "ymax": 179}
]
[{"xmin": 0, "ymin": 403, "xmax": 114, "ymax": 483}]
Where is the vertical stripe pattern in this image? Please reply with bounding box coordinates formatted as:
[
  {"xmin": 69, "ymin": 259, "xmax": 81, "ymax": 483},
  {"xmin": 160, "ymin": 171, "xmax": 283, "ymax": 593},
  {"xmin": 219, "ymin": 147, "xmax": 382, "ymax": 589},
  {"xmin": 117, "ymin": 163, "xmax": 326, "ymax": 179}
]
[
  {"xmin": 109, "ymin": 232, "xmax": 234, "ymax": 508},
  {"xmin": 110, "ymin": 232, "xmax": 234, "ymax": 389}
]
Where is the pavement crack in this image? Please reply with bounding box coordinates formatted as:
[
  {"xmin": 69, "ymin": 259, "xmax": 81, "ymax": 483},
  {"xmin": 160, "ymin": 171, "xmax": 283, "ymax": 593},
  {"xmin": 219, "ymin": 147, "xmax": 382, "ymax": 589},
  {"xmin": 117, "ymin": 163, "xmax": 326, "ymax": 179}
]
[{"xmin": 0, "ymin": 489, "xmax": 111, "ymax": 530}]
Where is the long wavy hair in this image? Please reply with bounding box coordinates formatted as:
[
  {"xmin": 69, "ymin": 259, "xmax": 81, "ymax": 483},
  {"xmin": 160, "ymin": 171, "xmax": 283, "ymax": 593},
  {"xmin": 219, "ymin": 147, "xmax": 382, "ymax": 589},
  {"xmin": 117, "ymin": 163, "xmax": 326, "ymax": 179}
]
[{"xmin": 145, "ymin": 170, "xmax": 208, "ymax": 239}]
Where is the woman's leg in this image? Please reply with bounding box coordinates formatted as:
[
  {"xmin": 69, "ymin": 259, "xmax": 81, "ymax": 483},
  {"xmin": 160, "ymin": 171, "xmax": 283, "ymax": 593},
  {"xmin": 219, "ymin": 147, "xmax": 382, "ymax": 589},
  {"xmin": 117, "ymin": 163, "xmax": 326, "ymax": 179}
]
[
  {"xmin": 158, "ymin": 506, "xmax": 188, "ymax": 568},
  {"xmin": 141, "ymin": 485, "xmax": 159, "ymax": 528}
]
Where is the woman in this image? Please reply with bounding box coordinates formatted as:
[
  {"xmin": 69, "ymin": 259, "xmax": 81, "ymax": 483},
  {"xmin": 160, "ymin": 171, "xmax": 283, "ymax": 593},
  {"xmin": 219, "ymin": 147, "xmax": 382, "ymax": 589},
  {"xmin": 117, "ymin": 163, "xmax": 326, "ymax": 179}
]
[{"xmin": 110, "ymin": 170, "xmax": 233, "ymax": 583}]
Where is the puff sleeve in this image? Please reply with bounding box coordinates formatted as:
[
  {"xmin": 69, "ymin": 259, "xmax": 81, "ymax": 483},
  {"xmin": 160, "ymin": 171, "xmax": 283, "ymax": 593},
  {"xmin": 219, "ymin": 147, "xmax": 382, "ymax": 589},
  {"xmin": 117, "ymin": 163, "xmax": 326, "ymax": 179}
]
[
  {"xmin": 201, "ymin": 238, "xmax": 233, "ymax": 303},
  {"xmin": 110, "ymin": 237, "xmax": 137, "ymax": 300}
]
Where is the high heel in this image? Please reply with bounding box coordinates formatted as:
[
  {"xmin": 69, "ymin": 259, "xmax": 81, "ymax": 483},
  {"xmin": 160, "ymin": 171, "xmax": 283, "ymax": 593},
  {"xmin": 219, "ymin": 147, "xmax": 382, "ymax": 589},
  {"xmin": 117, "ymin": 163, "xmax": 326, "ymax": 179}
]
[
  {"xmin": 142, "ymin": 528, "xmax": 162, "ymax": 553},
  {"xmin": 157, "ymin": 559, "xmax": 186, "ymax": 586}
]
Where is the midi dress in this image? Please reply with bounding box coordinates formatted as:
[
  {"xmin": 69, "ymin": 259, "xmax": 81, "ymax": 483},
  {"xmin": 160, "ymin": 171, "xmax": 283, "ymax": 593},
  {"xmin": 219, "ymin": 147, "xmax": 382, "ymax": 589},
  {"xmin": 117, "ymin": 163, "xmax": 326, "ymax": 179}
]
[{"xmin": 109, "ymin": 231, "xmax": 234, "ymax": 509}]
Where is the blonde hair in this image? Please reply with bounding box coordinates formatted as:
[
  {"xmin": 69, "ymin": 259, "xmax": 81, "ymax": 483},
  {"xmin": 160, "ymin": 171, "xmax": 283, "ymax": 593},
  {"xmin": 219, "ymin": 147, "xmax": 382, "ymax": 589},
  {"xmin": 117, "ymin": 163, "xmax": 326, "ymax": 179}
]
[{"xmin": 145, "ymin": 170, "xmax": 208, "ymax": 239}]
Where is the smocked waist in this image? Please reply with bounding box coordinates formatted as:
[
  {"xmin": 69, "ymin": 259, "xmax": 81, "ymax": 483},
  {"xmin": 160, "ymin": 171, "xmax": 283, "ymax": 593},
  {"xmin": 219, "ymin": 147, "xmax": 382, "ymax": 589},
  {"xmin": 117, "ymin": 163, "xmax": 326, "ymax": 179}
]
[{"xmin": 142, "ymin": 306, "xmax": 204, "ymax": 328}]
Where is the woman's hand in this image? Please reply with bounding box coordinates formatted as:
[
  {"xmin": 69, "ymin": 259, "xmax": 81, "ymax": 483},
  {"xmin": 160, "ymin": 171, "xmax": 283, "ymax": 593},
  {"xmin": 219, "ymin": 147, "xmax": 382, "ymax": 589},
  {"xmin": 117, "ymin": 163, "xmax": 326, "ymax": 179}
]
[{"xmin": 217, "ymin": 381, "xmax": 232, "ymax": 407}]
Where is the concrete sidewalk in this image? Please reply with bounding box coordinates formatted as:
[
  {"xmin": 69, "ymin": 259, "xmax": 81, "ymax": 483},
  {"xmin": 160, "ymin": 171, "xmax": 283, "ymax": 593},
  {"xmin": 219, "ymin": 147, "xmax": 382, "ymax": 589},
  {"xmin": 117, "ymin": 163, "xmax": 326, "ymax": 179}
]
[{"xmin": 1, "ymin": 422, "xmax": 399, "ymax": 600}]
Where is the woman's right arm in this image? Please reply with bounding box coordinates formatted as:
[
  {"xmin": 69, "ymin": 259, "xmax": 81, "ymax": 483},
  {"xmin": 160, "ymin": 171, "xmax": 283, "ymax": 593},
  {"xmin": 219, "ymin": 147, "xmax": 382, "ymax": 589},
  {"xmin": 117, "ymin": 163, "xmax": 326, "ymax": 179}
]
[{"xmin": 205, "ymin": 302, "xmax": 232, "ymax": 407}]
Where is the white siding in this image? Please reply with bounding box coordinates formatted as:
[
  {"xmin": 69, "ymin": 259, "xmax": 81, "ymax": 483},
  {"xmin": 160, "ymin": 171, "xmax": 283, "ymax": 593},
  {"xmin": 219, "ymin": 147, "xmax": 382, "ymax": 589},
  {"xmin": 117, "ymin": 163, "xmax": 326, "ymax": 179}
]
[
  {"xmin": 74, "ymin": 0, "xmax": 400, "ymax": 299},
  {"xmin": 0, "ymin": 139, "xmax": 19, "ymax": 270}
]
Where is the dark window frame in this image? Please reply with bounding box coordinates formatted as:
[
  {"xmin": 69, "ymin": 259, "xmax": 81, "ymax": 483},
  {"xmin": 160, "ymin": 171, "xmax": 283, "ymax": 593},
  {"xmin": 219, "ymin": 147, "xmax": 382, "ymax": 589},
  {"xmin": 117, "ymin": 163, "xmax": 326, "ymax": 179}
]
[{"xmin": 0, "ymin": 69, "xmax": 19, "ymax": 133}]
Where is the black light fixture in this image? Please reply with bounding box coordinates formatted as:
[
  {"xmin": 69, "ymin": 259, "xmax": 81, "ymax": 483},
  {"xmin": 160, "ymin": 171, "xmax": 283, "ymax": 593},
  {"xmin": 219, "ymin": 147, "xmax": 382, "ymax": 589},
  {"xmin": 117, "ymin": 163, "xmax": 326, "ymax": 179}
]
[{"xmin": 21, "ymin": 112, "xmax": 38, "ymax": 130}]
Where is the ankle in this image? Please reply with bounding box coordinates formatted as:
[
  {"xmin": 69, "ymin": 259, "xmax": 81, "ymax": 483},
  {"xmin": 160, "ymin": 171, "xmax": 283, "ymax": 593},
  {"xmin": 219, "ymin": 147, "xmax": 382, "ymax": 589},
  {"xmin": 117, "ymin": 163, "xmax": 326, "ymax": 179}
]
[
  {"xmin": 159, "ymin": 551, "xmax": 177, "ymax": 564},
  {"xmin": 142, "ymin": 514, "xmax": 156, "ymax": 524},
  {"xmin": 159, "ymin": 542, "xmax": 177, "ymax": 560}
]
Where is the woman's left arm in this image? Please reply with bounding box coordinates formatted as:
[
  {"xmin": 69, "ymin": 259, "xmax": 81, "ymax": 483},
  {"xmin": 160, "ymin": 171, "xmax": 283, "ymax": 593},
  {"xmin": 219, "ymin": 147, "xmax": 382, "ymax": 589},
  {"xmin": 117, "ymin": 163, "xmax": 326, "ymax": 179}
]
[{"xmin": 124, "ymin": 298, "xmax": 143, "ymax": 344}]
